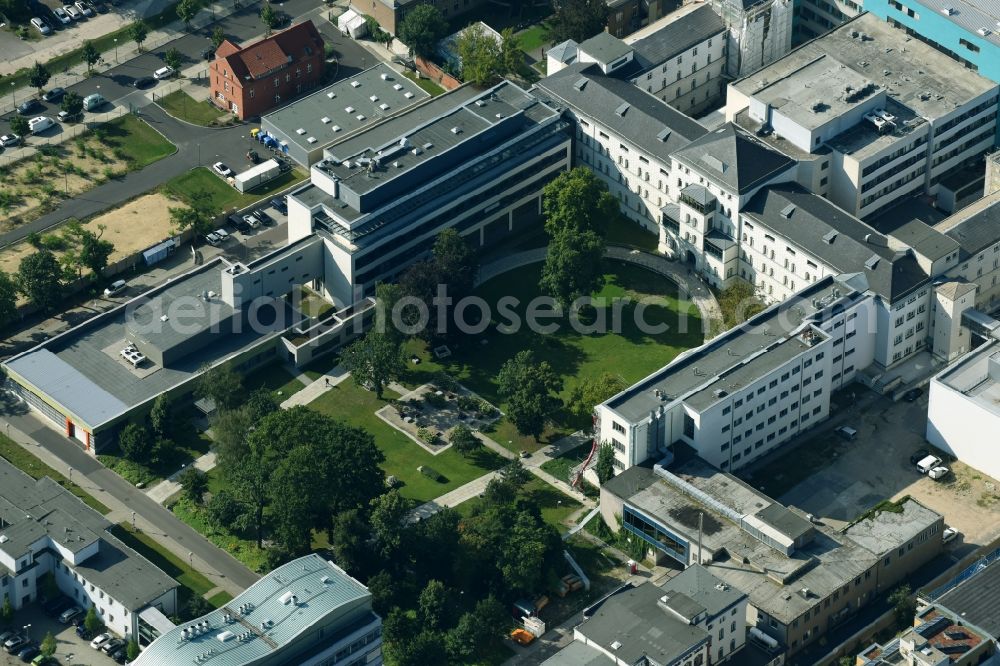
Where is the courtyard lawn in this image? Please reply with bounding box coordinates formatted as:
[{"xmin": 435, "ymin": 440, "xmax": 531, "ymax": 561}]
[
  {"xmin": 517, "ymin": 22, "xmax": 552, "ymax": 52},
  {"xmin": 164, "ymin": 166, "xmax": 306, "ymax": 213},
  {"xmin": 242, "ymin": 362, "xmax": 307, "ymax": 401},
  {"xmin": 158, "ymin": 90, "xmax": 227, "ymax": 126},
  {"xmin": 606, "ymin": 217, "xmax": 659, "ymax": 251},
  {"xmin": 405, "ymin": 260, "xmax": 702, "ymax": 451},
  {"xmin": 403, "ymin": 70, "xmax": 446, "ymax": 97},
  {"xmin": 102, "ymin": 114, "xmax": 177, "ymax": 168},
  {"xmin": 0, "ymin": 434, "xmax": 110, "ymax": 514},
  {"xmin": 308, "ymin": 381, "xmax": 508, "ymax": 503}
]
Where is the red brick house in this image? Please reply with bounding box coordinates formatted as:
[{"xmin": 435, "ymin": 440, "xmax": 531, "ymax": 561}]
[{"xmin": 210, "ymin": 20, "xmax": 325, "ymax": 120}]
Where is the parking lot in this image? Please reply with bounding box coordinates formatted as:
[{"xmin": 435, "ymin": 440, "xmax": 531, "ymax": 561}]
[
  {"xmin": 1, "ymin": 603, "xmax": 117, "ymax": 666},
  {"xmin": 743, "ymin": 390, "xmax": 1000, "ymax": 559}
]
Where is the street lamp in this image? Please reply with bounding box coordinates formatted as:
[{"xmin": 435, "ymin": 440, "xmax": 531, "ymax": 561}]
[
  {"xmin": 22, "ymin": 624, "xmax": 30, "ymax": 642},
  {"xmin": 114, "ymin": 38, "xmax": 118, "ymax": 64},
  {"xmin": 189, "ymin": 551, "xmax": 194, "ymax": 567},
  {"xmin": 68, "ymin": 466, "xmax": 74, "ymax": 483},
  {"xmin": 10, "ymin": 81, "xmax": 14, "ymax": 107}
]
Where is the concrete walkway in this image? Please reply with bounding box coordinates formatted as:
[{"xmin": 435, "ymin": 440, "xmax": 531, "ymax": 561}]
[
  {"xmin": 145, "ymin": 450, "xmax": 218, "ymax": 504},
  {"xmin": 406, "ymin": 470, "xmax": 500, "ymax": 523},
  {"xmin": 279, "ymin": 364, "xmax": 350, "ymax": 409}
]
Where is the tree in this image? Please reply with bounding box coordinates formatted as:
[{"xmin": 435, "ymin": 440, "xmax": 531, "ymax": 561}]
[
  {"xmin": 169, "ymin": 189, "xmax": 216, "ymax": 238},
  {"xmin": 205, "ymin": 490, "xmax": 245, "ymax": 533},
  {"xmin": 243, "ymin": 387, "xmax": 278, "ymax": 423},
  {"xmin": 126, "ymin": 639, "xmax": 140, "ymax": 661},
  {"xmin": 176, "ymin": 0, "xmax": 199, "ymax": 28},
  {"xmin": 211, "ymin": 26, "xmax": 226, "ymax": 49},
  {"xmin": 374, "ymin": 281, "xmax": 406, "ymax": 343},
  {"xmin": 165, "ymin": 47, "xmax": 183, "ymax": 72},
  {"xmin": 0, "ymin": 595, "xmax": 11, "ymax": 624},
  {"xmin": 61, "ymin": 90, "xmax": 84, "ymax": 118},
  {"xmin": 397, "ymin": 4, "xmax": 447, "ymax": 58},
  {"xmin": 456, "ymin": 22, "xmax": 503, "ymax": 87},
  {"xmin": 196, "ymin": 364, "xmax": 246, "ymax": 411},
  {"xmin": 17, "ymin": 250, "xmax": 62, "ymax": 312},
  {"xmin": 269, "ymin": 445, "xmax": 325, "ymax": 554},
  {"xmin": 0, "ymin": 0, "xmax": 32, "ymax": 22},
  {"xmin": 432, "ymin": 228, "xmax": 478, "ymax": 300},
  {"xmin": 180, "ymin": 468, "xmax": 208, "ymax": 504},
  {"xmin": 259, "ymin": 1, "xmax": 277, "ymax": 34},
  {"xmin": 594, "ymin": 442, "xmax": 616, "ymax": 484},
  {"xmin": 82, "ymin": 40, "xmax": 101, "ymax": 73},
  {"xmin": 40, "ymin": 631, "xmax": 56, "ymax": 658},
  {"xmin": 718, "ymin": 280, "xmax": 764, "ymax": 329},
  {"xmin": 342, "ymin": 331, "xmax": 405, "ymax": 399},
  {"xmin": 417, "ymin": 579, "xmax": 451, "ymax": 630},
  {"xmin": 28, "ymin": 61, "xmax": 50, "ymax": 96},
  {"xmin": 549, "ymin": 0, "xmax": 609, "ymax": 43},
  {"xmin": 889, "ymin": 584, "xmax": 917, "ymax": 629},
  {"xmin": 369, "ymin": 490, "xmax": 409, "ymax": 559},
  {"xmin": 446, "ymin": 596, "xmax": 508, "ymax": 661},
  {"xmin": 149, "ymin": 393, "xmax": 172, "ymax": 439},
  {"xmin": 366, "ymin": 570, "xmax": 395, "ymax": 617},
  {"xmin": 329, "ymin": 509, "xmax": 372, "ymax": 576},
  {"xmin": 500, "ymin": 28, "xmax": 523, "ymax": 77},
  {"xmin": 0, "ymin": 272, "xmax": 17, "ymax": 330},
  {"xmin": 567, "ymin": 372, "xmax": 626, "ymax": 421},
  {"xmin": 497, "ymin": 350, "xmax": 563, "ymax": 439},
  {"xmin": 83, "ymin": 604, "xmax": 103, "ymax": 634},
  {"xmin": 79, "ymin": 229, "xmax": 114, "ymax": 279},
  {"xmin": 543, "ymin": 167, "xmax": 618, "ymax": 237},
  {"xmin": 9, "ymin": 114, "xmax": 29, "ymax": 137},
  {"xmin": 449, "ymin": 423, "xmax": 481, "ymax": 456},
  {"xmin": 118, "ymin": 423, "xmax": 153, "ymax": 463},
  {"xmin": 540, "ymin": 227, "xmax": 605, "ymax": 308},
  {"xmin": 129, "ymin": 20, "xmax": 149, "ymax": 52}
]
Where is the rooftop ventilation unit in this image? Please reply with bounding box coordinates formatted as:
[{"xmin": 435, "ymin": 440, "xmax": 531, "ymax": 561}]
[
  {"xmin": 823, "ymin": 230, "xmax": 838, "ymax": 244},
  {"xmin": 657, "ymin": 128, "xmax": 672, "ymax": 142},
  {"xmin": 307, "ymin": 137, "xmax": 317, "ymax": 144},
  {"xmin": 423, "ymin": 142, "xmax": 433, "ymax": 150},
  {"xmin": 475, "ymin": 99, "xmax": 486, "ymax": 107},
  {"xmin": 404, "ymin": 92, "xmax": 414, "ymax": 99},
  {"xmin": 217, "ymin": 631, "xmax": 235, "ymax": 642},
  {"xmin": 381, "ymin": 72, "xmax": 389, "ymax": 80},
  {"xmin": 451, "ymin": 126, "xmax": 462, "ymax": 134},
  {"xmin": 321, "ymin": 116, "xmax": 331, "ymax": 123},
  {"xmin": 380, "ymin": 103, "xmax": 390, "ymax": 111},
  {"xmin": 326, "ymin": 91, "xmax": 336, "ymax": 99},
  {"xmin": 495, "ymin": 113, "xmax": 503, "ymax": 119},
  {"xmin": 941, "ymin": 5, "xmax": 954, "ymax": 14},
  {"xmin": 356, "ymin": 114, "xmax": 366, "ymax": 121},
  {"xmin": 573, "ymin": 78, "xmax": 587, "ymax": 91},
  {"xmin": 611, "ymin": 641, "xmax": 623, "ymax": 650},
  {"xmin": 393, "ymin": 83, "xmax": 403, "ymax": 91},
  {"xmin": 295, "ymin": 128, "xmax": 306, "ymax": 135},
  {"xmin": 780, "ymin": 204, "xmax": 796, "ymax": 218},
  {"xmin": 615, "ymin": 102, "xmax": 630, "ymax": 117},
  {"xmin": 280, "ymin": 591, "xmax": 295, "ymax": 605},
  {"xmin": 978, "ymin": 27, "xmax": 991, "ymax": 36},
  {"xmin": 344, "ymin": 106, "xmax": 354, "ymax": 113},
  {"xmin": 370, "ymin": 95, "xmax": 379, "ymax": 102},
  {"xmin": 864, "ymin": 255, "xmax": 880, "ymax": 270},
  {"xmin": 350, "ymin": 80, "xmax": 361, "ymax": 87},
  {"xmin": 332, "ymin": 125, "xmax": 341, "ymax": 132}
]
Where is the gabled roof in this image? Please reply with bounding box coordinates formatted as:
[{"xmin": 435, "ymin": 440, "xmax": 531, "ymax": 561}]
[
  {"xmin": 215, "ymin": 39, "xmax": 241, "ymax": 59},
  {"xmin": 630, "ymin": 5, "xmax": 726, "ymax": 70},
  {"xmin": 534, "ymin": 63, "xmax": 707, "ymax": 164},
  {"xmin": 741, "ymin": 183, "xmax": 929, "ymax": 301},
  {"xmin": 680, "ymin": 183, "xmax": 714, "ymax": 206},
  {"xmin": 936, "ymin": 193, "xmax": 1000, "ymax": 259},
  {"xmin": 547, "ymin": 39, "xmax": 578, "ymax": 64},
  {"xmin": 673, "ymin": 123, "xmax": 796, "ymax": 194},
  {"xmin": 221, "ymin": 21, "xmax": 324, "ymax": 82},
  {"xmin": 577, "ymin": 30, "xmax": 633, "ymax": 65}
]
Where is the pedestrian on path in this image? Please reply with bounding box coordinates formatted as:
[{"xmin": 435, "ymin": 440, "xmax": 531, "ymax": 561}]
[{"xmin": 325, "ymin": 377, "xmax": 331, "ymax": 388}]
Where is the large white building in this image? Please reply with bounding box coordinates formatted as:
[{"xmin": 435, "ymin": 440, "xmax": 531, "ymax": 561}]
[
  {"xmin": 727, "ymin": 13, "xmax": 999, "ymax": 221},
  {"xmin": 0, "ymin": 459, "xmax": 178, "ymax": 643}
]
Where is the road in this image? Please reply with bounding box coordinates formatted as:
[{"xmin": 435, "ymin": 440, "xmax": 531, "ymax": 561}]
[{"xmin": 0, "ymin": 0, "xmax": 375, "ymax": 247}]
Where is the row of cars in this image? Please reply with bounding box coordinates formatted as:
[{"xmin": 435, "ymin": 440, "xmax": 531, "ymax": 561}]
[
  {"xmin": 31, "ymin": 0, "xmax": 105, "ymax": 35},
  {"xmin": 204, "ymin": 196, "xmax": 288, "ymax": 246}
]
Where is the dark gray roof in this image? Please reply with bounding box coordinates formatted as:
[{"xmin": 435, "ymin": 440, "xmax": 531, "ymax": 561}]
[
  {"xmin": 577, "ymin": 583, "xmax": 709, "ymax": 664},
  {"xmin": 680, "ymin": 184, "xmax": 714, "ymax": 206},
  {"xmin": 662, "ymin": 565, "xmax": 746, "ymax": 619},
  {"xmin": 631, "ymin": 6, "xmax": 726, "ymax": 69},
  {"xmin": 742, "ymin": 184, "xmax": 930, "ymax": 301},
  {"xmin": 541, "ymin": 641, "xmax": 616, "ymax": 665},
  {"xmin": 672, "ymin": 123, "xmax": 795, "ymax": 194},
  {"xmin": 939, "ymin": 196, "xmax": 1000, "ymax": 259},
  {"xmin": 936, "ymin": 558, "xmax": 1000, "ymax": 639},
  {"xmin": 577, "ymin": 31, "xmax": 633, "ymax": 64},
  {"xmin": 548, "ymin": 39, "xmax": 578, "ymax": 64},
  {"xmin": 888, "ymin": 220, "xmax": 959, "ymax": 262},
  {"xmin": 535, "ymin": 63, "xmax": 707, "ymax": 164}
]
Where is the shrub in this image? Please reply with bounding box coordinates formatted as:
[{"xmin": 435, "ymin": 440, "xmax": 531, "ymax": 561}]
[
  {"xmin": 433, "ymin": 372, "xmax": 460, "ymax": 392},
  {"xmin": 416, "ymin": 427, "xmax": 438, "ymax": 444},
  {"xmin": 418, "ymin": 464, "xmax": 445, "ymax": 482},
  {"xmin": 456, "ymin": 395, "xmax": 479, "ymax": 412},
  {"xmin": 424, "ymin": 392, "xmax": 447, "ymax": 409}
]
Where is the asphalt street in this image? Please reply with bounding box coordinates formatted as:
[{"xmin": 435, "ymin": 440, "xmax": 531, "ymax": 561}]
[{"xmin": 0, "ymin": 0, "xmax": 374, "ymax": 247}]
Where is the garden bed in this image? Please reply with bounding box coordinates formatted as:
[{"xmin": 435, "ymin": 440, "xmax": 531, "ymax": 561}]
[{"xmin": 376, "ymin": 381, "xmax": 500, "ymax": 454}]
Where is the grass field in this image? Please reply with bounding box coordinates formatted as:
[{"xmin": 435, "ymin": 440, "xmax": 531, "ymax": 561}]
[
  {"xmin": 170, "ymin": 493, "xmax": 271, "ymax": 573},
  {"xmin": 308, "ymin": 382, "xmax": 508, "ymax": 502},
  {"xmin": 164, "ymin": 166, "xmax": 306, "ymax": 214},
  {"xmin": 207, "ymin": 590, "xmax": 234, "ymax": 608},
  {"xmin": 242, "ymin": 362, "xmax": 307, "ymax": 401},
  {"xmin": 403, "ymin": 260, "xmax": 702, "ymax": 451},
  {"xmin": 101, "ymin": 114, "xmax": 177, "ymax": 168},
  {"xmin": 517, "ymin": 22, "xmax": 552, "ymax": 52},
  {"xmin": 111, "ymin": 523, "xmax": 214, "ymax": 599},
  {"xmin": 0, "ymin": 433, "xmax": 110, "ymax": 514},
  {"xmin": 403, "ymin": 70, "xmax": 446, "ymax": 97},
  {"xmin": 606, "ymin": 218, "xmax": 659, "ymax": 251},
  {"xmin": 158, "ymin": 90, "xmax": 226, "ymax": 126}
]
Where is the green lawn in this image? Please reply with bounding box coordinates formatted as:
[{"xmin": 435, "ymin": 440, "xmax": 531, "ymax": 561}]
[
  {"xmin": 101, "ymin": 114, "xmax": 176, "ymax": 168},
  {"xmin": 207, "ymin": 590, "xmax": 234, "ymax": 608},
  {"xmin": 517, "ymin": 22, "xmax": 552, "ymax": 52},
  {"xmin": 540, "ymin": 444, "xmax": 600, "ymax": 498},
  {"xmin": 170, "ymin": 494, "xmax": 271, "ymax": 573},
  {"xmin": 403, "ymin": 70, "xmax": 446, "ymax": 97},
  {"xmin": 607, "ymin": 217, "xmax": 659, "ymax": 252},
  {"xmin": 157, "ymin": 90, "xmax": 226, "ymax": 126},
  {"xmin": 111, "ymin": 523, "xmax": 214, "ymax": 597},
  {"xmin": 308, "ymin": 382, "xmax": 508, "ymax": 502},
  {"xmin": 0, "ymin": 434, "xmax": 110, "ymax": 514},
  {"xmin": 404, "ymin": 260, "xmax": 702, "ymax": 451},
  {"xmin": 242, "ymin": 362, "xmax": 307, "ymax": 401},
  {"xmin": 164, "ymin": 166, "xmax": 307, "ymax": 214}
]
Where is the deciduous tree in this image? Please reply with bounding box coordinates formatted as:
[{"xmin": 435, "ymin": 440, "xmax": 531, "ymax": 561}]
[
  {"xmin": 211, "ymin": 26, "xmax": 226, "ymax": 49},
  {"xmin": 129, "ymin": 20, "xmax": 149, "ymax": 52},
  {"xmin": 548, "ymin": 0, "xmax": 609, "ymax": 43},
  {"xmin": 432, "ymin": 228, "xmax": 478, "ymax": 299},
  {"xmin": 28, "ymin": 61, "xmax": 50, "ymax": 96},
  {"xmin": 594, "ymin": 442, "xmax": 616, "ymax": 484},
  {"xmin": 449, "ymin": 423, "xmax": 480, "ymax": 456},
  {"xmin": 417, "ymin": 579, "xmax": 451, "ymax": 630},
  {"xmin": 9, "ymin": 115, "xmax": 29, "ymax": 137},
  {"xmin": 500, "ymin": 27, "xmax": 523, "ymax": 77},
  {"xmin": 79, "ymin": 227, "xmax": 114, "ymax": 279},
  {"xmin": 0, "ymin": 272, "xmax": 18, "ymax": 330},
  {"xmin": 567, "ymin": 372, "xmax": 626, "ymax": 421},
  {"xmin": 180, "ymin": 468, "xmax": 208, "ymax": 504},
  {"xmin": 82, "ymin": 41, "xmax": 101, "ymax": 73},
  {"xmin": 61, "ymin": 91, "xmax": 84, "ymax": 118},
  {"xmin": 126, "ymin": 640, "xmax": 140, "ymax": 661},
  {"xmin": 17, "ymin": 249, "xmax": 63, "ymax": 312},
  {"xmin": 169, "ymin": 189, "xmax": 216, "ymax": 238},
  {"xmin": 456, "ymin": 22, "xmax": 502, "ymax": 87},
  {"xmin": 259, "ymin": 1, "xmax": 277, "ymax": 34},
  {"xmin": 496, "ymin": 350, "xmax": 563, "ymax": 439},
  {"xmin": 118, "ymin": 423, "xmax": 153, "ymax": 463},
  {"xmin": 205, "ymin": 490, "xmax": 245, "ymax": 533},
  {"xmin": 176, "ymin": 0, "xmax": 199, "ymax": 28},
  {"xmin": 40, "ymin": 632, "xmax": 56, "ymax": 658},
  {"xmin": 196, "ymin": 364, "xmax": 245, "ymax": 411},
  {"xmin": 542, "ymin": 166, "xmax": 617, "ymax": 237},
  {"xmin": 342, "ymin": 331, "xmax": 405, "ymax": 399},
  {"xmin": 397, "ymin": 4, "xmax": 447, "ymax": 58},
  {"xmin": 165, "ymin": 47, "xmax": 183, "ymax": 72},
  {"xmin": 370, "ymin": 489, "xmax": 409, "ymax": 560},
  {"xmin": 83, "ymin": 604, "xmax": 103, "ymax": 634},
  {"xmin": 149, "ymin": 393, "xmax": 172, "ymax": 439},
  {"xmin": 540, "ymin": 227, "xmax": 605, "ymax": 308}
]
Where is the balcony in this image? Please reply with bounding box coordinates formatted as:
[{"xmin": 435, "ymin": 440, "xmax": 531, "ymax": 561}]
[{"xmin": 679, "ymin": 184, "xmax": 716, "ymax": 215}]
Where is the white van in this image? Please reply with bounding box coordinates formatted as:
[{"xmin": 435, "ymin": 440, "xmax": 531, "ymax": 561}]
[
  {"xmin": 835, "ymin": 426, "xmax": 858, "ymax": 441},
  {"xmin": 28, "ymin": 116, "xmax": 54, "ymax": 134},
  {"xmin": 917, "ymin": 455, "xmax": 942, "ymax": 474},
  {"xmin": 83, "ymin": 93, "xmax": 105, "ymax": 111}
]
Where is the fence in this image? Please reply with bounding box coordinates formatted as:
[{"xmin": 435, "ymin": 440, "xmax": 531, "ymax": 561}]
[
  {"xmin": 0, "ymin": 107, "xmax": 131, "ymax": 170},
  {"xmin": 924, "ymin": 545, "xmax": 1000, "ymax": 600},
  {"xmin": 414, "ymin": 56, "xmax": 462, "ymax": 91}
]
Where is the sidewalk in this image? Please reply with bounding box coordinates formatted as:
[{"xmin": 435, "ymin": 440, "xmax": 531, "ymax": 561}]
[
  {"xmin": 145, "ymin": 451, "xmax": 218, "ymax": 504},
  {"xmin": 406, "ymin": 470, "xmax": 500, "ymax": 523},
  {"xmin": 280, "ymin": 364, "xmax": 350, "ymax": 408}
]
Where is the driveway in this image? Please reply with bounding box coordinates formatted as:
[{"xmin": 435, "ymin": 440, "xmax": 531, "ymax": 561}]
[{"xmin": 0, "ymin": 603, "xmax": 109, "ymax": 666}]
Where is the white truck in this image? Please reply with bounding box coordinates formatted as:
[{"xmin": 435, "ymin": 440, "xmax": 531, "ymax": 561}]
[{"xmin": 233, "ymin": 158, "xmax": 281, "ymax": 193}]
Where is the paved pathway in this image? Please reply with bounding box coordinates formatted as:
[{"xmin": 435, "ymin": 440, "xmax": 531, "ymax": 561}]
[
  {"xmin": 280, "ymin": 364, "xmax": 350, "ymax": 409},
  {"xmin": 145, "ymin": 450, "xmax": 217, "ymax": 504},
  {"xmin": 0, "ymin": 405, "xmax": 257, "ymax": 596},
  {"xmin": 406, "ymin": 470, "xmax": 501, "ymax": 523}
]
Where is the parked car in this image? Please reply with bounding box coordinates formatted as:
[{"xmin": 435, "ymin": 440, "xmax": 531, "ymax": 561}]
[
  {"xmin": 942, "ymin": 526, "xmax": 959, "ymax": 543},
  {"xmin": 64, "ymin": 4, "xmax": 82, "ymax": 19},
  {"xmin": 242, "ymin": 214, "xmax": 261, "ymax": 229},
  {"xmin": 103, "ymin": 279, "xmax": 127, "ymax": 297},
  {"xmin": 153, "ymin": 65, "xmax": 175, "ymax": 80},
  {"xmin": 17, "ymin": 99, "xmax": 42, "ymax": 115},
  {"xmin": 100, "ymin": 638, "xmax": 125, "ymax": 654},
  {"xmin": 902, "ymin": 387, "xmax": 923, "ymax": 402},
  {"xmin": 83, "ymin": 93, "xmax": 105, "ymax": 111},
  {"xmin": 75, "ymin": 1, "xmax": 94, "ymax": 16},
  {"xmin": 909, "ymin": 448, "xmax": 929, "ymax": 465},
  {"xmin": 252, "ymin": 208, "xmax": 271, "ymax": 225},
  {"xmin": 4, "ymin": 636, "xmax": 27, "ymax": 654},
  {"xmin": 90, "ymin": 632, "xmax": 112, "ymax": 650},
  {"xmin": 109, "ymin": 646, "xmax": 127, "ymax": 663},
  {"xmin": 0, "ymin": 133, "xmax": 21, "ymax": 147},
  {"xmin": 270, "ymin": 196, "xmax": 287, "ymax": 214},
  {"xmin": 214, "ymin": 228, "xmax": 231, "ymax": 242},
  {"xmin": 75, "ymin": 623, "xmax": 91, "ymax": 640},
  {"xmin": 133, "ymin": 76, "xmax": 154, "ymax": 89},
  {"xmin": 17, "ymin": 644, "xmax": 39, "ymax": 662},
  {"xmin": 229, "ymin": 214, "xmax": 250, "ymax": 233},
  {"xmin": 57, "ymin": 110, "xmax": 81, "ymax": 123},
  {"xmin": 929, "ymin": 466, "xmax": 950, "ymax": 480},
  {"xmin": 213, "ymin": 161, "xmax": 232, "ymax": 177},
  {"xmin": 31, "ymin": 17, "xmax": 52, "ymax": 34},
  {"xmin": 28, "ymin": 116, "xmax": 55, "ymax": 134},
  {"xmin": 835, "ymin": 426, "xmax": 857, "ymax": 441},
  {"xmin": 42, "ymin": 87, "xmax": 65, "ymax": 102},
  {"xmin": 916, "ymin": 455, "xmax": 942, "ymax": 474},
  {"xmin": 0, "ymin": 632, "xmax": 15, "ymax": 647},
  {"xmin": 32, "ymin": 654, "xmax": 53, "ymax": 666},
  {"xmin": 42, "ymin": 595, "xmax": 72, "ymax": 617},
  {"xmin": 51, "ymin": 6, "xmax": 70, "ymax": 24},
  {"xmin": 204, "ymin": 232, "xmax": 221, "ymax": 246},
  {"xmin": 59, "ymin": 605, "xmax": 83, "ymax": 624}
]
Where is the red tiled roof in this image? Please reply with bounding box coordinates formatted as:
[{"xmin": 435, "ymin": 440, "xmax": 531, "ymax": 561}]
[
  {"xmin": 215, "ymin": 39, "xmax": 241, "ymax": 59},
  {"xmin": 220, "ymin": 21, "xmax": 323, "ymax": 82}
]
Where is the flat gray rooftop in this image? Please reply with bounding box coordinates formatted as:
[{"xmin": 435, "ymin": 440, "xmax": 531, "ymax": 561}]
[
  {"xmin": 825, "ymin": 98, "xmax": 926, "ymax": 162},
  {"xmin": 936, "ymin": 557, "xmax": 1000, "ymax": 639},
  {"xmin": 887, "ymin": 219, "xmax": 959, "ymax": 262},
  {"xmin": 604, "ymin": 277, "xmax": 848, "ymax": 423},
  {"xmin": 843, "ymin": 497, "xmax": 942, "ymax": 555},
  {"xmin": 904, "ymin": 0, "xmax": 1000, "ymax": 49},
  {"xmin": 732, "ymin": 13, "xmax": 997, "ymax": 122},
  {"xmin": 936, "ymin": 192, "xmax": 1000, "ymax": 258},
  {"xmin": 935, "ymin": 340, "xmax": 1000, "ymax": 417},
  {"xmin": 262, "ymin": 63, "xmax": 427, "ymax": 157}
]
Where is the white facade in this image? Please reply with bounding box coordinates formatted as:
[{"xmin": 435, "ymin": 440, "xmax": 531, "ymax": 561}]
[{"xmin": 626, "ymin": 32, "xmax": 727, "ymax": 115}]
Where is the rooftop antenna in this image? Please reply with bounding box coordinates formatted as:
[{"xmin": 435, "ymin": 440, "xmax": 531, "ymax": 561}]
[{"xmin": 697, "ymin": 511, "xmax": 704, "ymax": 565}]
